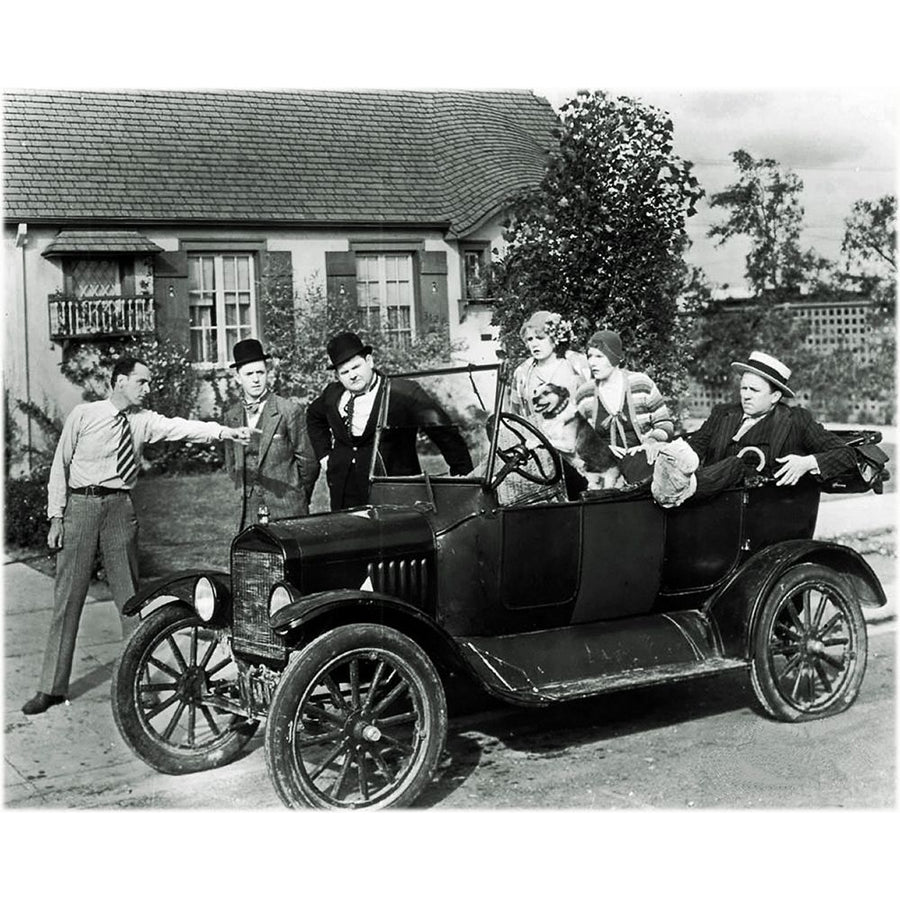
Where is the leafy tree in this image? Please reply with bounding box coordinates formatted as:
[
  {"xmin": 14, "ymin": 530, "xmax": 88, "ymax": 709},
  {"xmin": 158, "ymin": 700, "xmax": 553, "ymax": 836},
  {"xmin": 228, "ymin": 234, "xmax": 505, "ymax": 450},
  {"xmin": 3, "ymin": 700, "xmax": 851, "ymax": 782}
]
[
  {"xmin": 491, "ymin": 91, "xmax": 704, "ymax": 401},
  {"xmin": 805, "ymin": 195, "xmax": 897, "ymax": 422},
  {"xmin": 689, "ymin": 150, "xmax": 819, "ymax": 388}
]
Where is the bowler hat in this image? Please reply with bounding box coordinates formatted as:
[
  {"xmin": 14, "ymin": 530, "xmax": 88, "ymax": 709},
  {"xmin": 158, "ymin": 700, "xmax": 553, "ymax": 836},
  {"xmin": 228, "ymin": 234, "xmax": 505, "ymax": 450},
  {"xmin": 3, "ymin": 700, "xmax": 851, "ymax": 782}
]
[
  {"xmin": 230, "ymin": 338, "xmax": 270, "ymax": 369},
  {"xmin": 327, "ymin": 331, "xmax": 373, "ymax": 369},
  {"xmin": 731, "ymin": 350, "xmax": 795, "ymax": 398}
]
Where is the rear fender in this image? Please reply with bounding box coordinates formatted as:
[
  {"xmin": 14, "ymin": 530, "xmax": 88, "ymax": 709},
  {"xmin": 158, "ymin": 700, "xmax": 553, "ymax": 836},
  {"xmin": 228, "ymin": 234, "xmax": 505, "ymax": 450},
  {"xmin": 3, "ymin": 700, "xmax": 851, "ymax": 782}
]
[
  {"xmin": 122, "ymin": 569, "xmax": 231, "ymax": 621},
  {"xmin": 271, "ymin": 589, "xmax": 467, "ymax": 677},
  {"xmin": 706, "ymin": 540, "xmax": 887, "ymax": 659}
]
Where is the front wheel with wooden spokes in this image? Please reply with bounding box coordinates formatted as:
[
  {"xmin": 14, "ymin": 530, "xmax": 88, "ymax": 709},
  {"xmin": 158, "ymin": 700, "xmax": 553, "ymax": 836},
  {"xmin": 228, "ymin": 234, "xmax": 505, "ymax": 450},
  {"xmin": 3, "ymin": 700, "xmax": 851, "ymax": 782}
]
[
  {"xmin": 750, "ymin": 563, "xmax": 868, "ymax": 722},
  {"xmin": 264, "ymin": 624, "xmax": 447, "ymax": 809},
  {"xmin": 111, "ymin": 604, "xmax": 258, "ymax": 774}
]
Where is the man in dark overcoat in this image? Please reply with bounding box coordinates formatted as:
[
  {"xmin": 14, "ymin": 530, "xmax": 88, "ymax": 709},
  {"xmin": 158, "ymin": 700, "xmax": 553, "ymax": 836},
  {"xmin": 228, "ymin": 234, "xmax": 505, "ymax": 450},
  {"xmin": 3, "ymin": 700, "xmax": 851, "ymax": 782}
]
[{"xmin": 306, "ymin": 332, "xmax": 473, "ymax": 510}]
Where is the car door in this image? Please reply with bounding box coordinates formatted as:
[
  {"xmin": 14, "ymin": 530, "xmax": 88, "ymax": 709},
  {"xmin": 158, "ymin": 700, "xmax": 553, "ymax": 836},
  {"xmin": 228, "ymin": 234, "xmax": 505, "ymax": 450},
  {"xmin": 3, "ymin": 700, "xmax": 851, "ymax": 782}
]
[{"xmin": 572, "ymin": 493, "xmax": 666, "ymax": 622}]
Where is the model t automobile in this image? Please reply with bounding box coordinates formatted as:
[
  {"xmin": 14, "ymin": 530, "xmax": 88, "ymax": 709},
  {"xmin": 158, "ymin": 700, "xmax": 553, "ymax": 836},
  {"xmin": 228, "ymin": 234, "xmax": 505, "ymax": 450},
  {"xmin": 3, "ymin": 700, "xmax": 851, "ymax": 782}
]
[{"xmin": 111, "ymin": 363, "xmax": 889, "ymax": 808}]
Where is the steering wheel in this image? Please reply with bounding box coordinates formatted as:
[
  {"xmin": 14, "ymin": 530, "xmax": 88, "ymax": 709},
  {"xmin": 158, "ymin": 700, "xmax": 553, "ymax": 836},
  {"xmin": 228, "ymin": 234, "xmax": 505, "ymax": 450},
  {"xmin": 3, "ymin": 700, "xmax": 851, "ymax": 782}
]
[{"xmin": 489, "ymin": 413, "xmax": 562, "ymax": 489}]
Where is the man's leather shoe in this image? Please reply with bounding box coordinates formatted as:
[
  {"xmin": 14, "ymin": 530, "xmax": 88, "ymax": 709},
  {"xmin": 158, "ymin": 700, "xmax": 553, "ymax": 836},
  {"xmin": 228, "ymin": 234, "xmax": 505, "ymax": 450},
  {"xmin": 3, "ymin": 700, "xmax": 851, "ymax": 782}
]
[{"xmin": 22, "ymin": 692, "xmax": 66, "ymax": 715}]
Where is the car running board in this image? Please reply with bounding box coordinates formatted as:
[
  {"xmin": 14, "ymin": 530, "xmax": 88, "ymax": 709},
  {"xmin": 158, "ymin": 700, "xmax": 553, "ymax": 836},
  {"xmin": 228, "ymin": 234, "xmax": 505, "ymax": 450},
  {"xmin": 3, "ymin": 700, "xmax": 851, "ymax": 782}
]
[
  {"xmin": 457, "ymin": 612, "xmax": 748, "ymax": 705},
  {"xmin": 531, "ymin": 658, "xmax": 748, "ymax": 702}
]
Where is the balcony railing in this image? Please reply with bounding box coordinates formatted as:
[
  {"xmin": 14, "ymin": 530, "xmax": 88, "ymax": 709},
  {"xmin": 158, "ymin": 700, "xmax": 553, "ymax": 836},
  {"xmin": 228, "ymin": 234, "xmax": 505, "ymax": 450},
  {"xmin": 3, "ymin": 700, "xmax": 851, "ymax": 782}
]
[{"xmin": 48, "ymin": 295, "xmax": 156, "ymax": 340}]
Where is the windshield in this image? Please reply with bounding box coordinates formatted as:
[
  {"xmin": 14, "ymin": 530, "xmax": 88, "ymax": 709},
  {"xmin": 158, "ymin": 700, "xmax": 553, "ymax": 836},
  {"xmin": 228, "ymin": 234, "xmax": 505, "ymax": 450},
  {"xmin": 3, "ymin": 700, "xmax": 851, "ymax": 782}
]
[{"xmin": 372, "ymin": 365, "xmax": 500, "ymax": 481}]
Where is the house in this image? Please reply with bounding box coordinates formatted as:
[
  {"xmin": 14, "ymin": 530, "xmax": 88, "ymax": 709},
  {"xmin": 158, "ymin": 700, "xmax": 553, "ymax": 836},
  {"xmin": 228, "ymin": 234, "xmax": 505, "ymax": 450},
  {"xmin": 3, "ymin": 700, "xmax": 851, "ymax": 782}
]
[{"xmin": 3, "ymin": 89, "xmax": 557, "ymax": 462}]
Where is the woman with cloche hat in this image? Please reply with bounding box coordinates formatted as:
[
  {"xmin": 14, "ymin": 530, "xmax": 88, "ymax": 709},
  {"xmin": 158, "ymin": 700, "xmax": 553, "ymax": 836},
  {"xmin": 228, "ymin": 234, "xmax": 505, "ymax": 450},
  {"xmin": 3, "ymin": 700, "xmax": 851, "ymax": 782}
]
[{"xmin": 574, "ymin": 328, "xmax": 675, "ymax": 485}]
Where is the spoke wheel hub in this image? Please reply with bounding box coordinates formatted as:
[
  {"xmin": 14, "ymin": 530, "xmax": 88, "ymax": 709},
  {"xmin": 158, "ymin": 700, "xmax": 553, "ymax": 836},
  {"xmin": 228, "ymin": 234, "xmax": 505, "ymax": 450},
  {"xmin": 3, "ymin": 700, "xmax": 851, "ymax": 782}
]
[{"xmin": 177, "ymin": 666, "xmax": 208, "ymax": 703}]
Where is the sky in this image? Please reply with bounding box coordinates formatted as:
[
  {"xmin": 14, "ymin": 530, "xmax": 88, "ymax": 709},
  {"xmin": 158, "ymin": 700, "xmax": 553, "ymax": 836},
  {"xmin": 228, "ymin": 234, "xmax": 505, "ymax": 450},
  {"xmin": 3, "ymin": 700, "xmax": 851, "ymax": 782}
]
[{"xmin": 540, "ymin": 88, "xmax": 898, "ymax": 294}]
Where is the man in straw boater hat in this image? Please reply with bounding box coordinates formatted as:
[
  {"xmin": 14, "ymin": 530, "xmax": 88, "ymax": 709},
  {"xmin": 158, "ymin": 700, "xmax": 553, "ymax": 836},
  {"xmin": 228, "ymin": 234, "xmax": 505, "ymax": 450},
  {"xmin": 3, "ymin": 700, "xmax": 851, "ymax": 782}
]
[
  {"xmin": 681, "ymin": 350, "xmax": 858, "ymax": 501},
  {"xmin": 306, "ymin": 331, "xmax": 473, "ymax": 511},
  {"xmin": 223, "ymin": 338, "xmax": 319, "ymax": 531}
]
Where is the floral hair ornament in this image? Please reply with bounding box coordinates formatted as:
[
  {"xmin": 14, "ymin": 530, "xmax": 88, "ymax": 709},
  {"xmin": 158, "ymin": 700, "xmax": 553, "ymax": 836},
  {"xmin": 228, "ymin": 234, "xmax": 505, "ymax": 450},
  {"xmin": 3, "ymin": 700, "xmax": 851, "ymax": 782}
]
[
  {"xmin": 545, "ymin": 316, "xmax": 575, "ymax": 347},
  {"xmin": 519, "ymin": 310, "xmax": 575, "ymax": 346}
]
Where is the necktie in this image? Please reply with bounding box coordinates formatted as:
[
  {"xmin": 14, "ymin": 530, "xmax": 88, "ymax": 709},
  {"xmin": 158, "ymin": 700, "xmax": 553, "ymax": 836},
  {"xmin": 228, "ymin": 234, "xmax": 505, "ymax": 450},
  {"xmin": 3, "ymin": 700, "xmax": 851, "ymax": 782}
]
[
  {"xmin": 116, "ymin": 412, "xmax": 138, "ymax": 487},
  {"xmin": 343, "ymin": 394, "xmax": 356, "ymax": 434},
  {"xmin": 243, "ymin": 392, "xmax": 268, "ymax": 419},
  {"xmin": 732, "ymin": 413, "xmax": 765, "ymax": 443}
]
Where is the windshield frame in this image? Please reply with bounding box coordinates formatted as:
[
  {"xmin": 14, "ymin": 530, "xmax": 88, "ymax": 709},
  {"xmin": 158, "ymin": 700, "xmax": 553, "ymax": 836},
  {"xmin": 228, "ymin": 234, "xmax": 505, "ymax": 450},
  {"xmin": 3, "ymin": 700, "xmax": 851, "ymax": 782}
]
[{"xmin": 369, "ymin": 362, "xmax": 505, "ymax": 487}]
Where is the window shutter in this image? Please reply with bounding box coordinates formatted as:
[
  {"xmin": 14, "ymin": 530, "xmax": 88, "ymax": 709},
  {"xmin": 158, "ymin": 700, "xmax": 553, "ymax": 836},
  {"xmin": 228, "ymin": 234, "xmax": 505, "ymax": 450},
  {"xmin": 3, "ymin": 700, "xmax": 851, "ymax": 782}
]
[
  {"xmin": 260, "ymin": 250, "xmax": 294, "ymax": 340},
  {"xmin": 419, "ymin": 251, "xmax": 449, "ymax": 325},
  {"xmin": 325, "ymin": 251, "xmax": 358, "ymax": 316},
  {"xmin": 153, "ymin": 250, "xmax": 189, "ymax": 345}
]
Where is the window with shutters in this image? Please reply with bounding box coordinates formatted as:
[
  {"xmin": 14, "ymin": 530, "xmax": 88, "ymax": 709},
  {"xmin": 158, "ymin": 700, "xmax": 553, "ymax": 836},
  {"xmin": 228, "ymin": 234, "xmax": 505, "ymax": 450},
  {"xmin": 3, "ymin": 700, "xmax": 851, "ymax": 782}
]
[
  {"xmin": 355, "ymin": 252, "xmax": 415, "ymax": 348},
  {"xmin": 188, "ymin": 253, "xmax": 258, "ymax": 365}
]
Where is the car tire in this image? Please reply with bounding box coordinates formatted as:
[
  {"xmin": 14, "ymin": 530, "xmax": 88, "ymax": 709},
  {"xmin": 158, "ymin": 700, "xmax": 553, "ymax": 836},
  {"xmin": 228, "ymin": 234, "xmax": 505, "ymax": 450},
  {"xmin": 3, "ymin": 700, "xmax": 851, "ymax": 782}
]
[
  {"xmin": 111, "ymin": 604, "xmax": 258, "ymax": 774},
  {"xmin": 749, "ymin": 562, "xmax": 868, "ymax": 722},
  {"xmin": 264, "ymin": 623, "xmax": 447, "ymax": 809}
]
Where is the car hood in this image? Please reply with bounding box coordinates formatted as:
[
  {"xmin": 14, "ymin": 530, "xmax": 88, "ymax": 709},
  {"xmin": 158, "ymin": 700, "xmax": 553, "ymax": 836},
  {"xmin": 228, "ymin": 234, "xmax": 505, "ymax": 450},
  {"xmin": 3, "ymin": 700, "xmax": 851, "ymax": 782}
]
[{"xmin": 234, "ymin": 505, "xmax": 436, "ymax": 566}]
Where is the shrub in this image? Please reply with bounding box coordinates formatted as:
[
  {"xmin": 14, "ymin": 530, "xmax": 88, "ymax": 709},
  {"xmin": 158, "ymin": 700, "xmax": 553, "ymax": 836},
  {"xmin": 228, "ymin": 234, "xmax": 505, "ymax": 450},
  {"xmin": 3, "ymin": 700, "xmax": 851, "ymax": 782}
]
[{"xmin": 4, "ymin": 466, "xmax": 51, "ymax": 549}]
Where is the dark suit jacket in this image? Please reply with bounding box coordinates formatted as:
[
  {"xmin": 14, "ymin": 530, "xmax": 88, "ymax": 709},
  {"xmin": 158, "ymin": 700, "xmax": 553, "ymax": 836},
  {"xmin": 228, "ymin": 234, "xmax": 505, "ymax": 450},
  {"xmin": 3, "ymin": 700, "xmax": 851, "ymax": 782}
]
[
  {"xmin": 687, "ymin": 401, "xmax": 856, "ymax": 481},
  {"xmin": 306, "ymin": 374, "xmax": 473, "ymax": 510},
  {"xmin": 224, "ymin": 393, "xmax": 319, "ymax": 531}
]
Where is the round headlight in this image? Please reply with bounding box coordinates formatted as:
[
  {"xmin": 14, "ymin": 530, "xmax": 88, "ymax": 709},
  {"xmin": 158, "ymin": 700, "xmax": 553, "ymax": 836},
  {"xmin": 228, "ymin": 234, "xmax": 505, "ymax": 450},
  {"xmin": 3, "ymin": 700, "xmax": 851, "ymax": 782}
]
[
  {"xmin": 193, "ymin": 576, "xmax": 216, "ymax": 622},
  {"xmin": 269, "ymin": 583, "xmax": 293, "ymax": 617}
]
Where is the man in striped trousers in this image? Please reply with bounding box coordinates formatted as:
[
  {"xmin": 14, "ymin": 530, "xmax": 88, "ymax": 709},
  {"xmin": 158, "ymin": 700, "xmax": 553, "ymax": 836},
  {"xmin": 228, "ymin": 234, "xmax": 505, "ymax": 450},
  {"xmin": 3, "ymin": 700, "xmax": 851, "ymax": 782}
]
[{"xmin": 22, "ymin": 356, "xmax": 251, "ymax": 716}]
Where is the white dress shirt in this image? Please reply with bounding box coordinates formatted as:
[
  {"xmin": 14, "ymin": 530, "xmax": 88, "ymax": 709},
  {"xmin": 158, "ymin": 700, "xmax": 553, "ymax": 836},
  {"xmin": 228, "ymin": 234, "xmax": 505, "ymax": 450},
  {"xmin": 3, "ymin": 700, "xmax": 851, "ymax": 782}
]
[
  {"xmin": 47, "ymin": 399, "xmax": 224, "ymax": 518},
  {"xmin": 340, "ymin": 375, "xmax": 381, "ymax": 437}
]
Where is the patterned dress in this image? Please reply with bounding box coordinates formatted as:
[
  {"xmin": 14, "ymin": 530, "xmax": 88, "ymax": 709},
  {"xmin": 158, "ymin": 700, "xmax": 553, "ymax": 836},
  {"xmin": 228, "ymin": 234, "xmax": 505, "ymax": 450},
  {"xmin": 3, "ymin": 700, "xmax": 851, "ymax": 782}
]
[{"xmin": 510, "ymin": 350, "xmax": 591, "ymax": 462}]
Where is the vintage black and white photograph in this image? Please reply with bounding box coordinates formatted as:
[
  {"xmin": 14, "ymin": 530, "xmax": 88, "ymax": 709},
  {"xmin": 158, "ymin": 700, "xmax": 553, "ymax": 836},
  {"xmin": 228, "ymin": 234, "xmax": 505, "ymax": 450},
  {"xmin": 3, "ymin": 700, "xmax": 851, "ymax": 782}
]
[{"xmin": 1, "ymin": 5, "xmax": 897, "ymax": 889}]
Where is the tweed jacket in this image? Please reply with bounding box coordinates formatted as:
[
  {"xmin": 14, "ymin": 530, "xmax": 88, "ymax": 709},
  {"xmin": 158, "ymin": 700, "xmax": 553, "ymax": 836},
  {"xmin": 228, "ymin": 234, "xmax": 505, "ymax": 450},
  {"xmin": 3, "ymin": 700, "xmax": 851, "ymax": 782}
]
[
  {"xmin": 574, "ymin": 368, "xmax": 674, "ymax": 447},
  {"xmin": 686, "ymin": 400, "xmax": 856, "ymax": 481},
  {"xmin": 223, "ymin": 393, "xmax": 319, "ymax": 531},
  {"xmin": 306, "ymin": 373, "xmax": 473, "ymax": 511}
]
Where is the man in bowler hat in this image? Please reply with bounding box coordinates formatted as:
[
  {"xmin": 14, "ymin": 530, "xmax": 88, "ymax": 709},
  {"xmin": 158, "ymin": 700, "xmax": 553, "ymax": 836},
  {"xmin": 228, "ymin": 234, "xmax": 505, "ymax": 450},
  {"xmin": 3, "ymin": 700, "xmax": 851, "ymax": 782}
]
[
  {"xmin": 223, "ymin": 338, "xmax": 319, "ymax": 530},
  {"xmin": 686, "ymin": 350, "xmax": 857, "ymax": 499},
  {"xmin": 306, "ymin": 331, "xmax": 473, "ymax": 510}
]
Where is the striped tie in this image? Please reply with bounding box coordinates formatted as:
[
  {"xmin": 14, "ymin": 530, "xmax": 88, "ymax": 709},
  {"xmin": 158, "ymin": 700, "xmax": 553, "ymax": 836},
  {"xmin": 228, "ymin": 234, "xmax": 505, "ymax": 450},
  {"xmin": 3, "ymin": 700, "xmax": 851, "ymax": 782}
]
[{"xmin": 116, "ymin": 412, "xmax": 138, "ymax": 488}]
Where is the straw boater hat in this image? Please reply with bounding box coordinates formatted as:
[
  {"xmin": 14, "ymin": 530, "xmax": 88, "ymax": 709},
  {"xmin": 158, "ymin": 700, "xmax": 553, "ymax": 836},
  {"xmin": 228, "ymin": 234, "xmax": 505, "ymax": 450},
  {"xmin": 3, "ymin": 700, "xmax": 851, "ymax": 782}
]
[{"xmin": 731, "ymin": 351, "xmax": 795, "ymax": 398}]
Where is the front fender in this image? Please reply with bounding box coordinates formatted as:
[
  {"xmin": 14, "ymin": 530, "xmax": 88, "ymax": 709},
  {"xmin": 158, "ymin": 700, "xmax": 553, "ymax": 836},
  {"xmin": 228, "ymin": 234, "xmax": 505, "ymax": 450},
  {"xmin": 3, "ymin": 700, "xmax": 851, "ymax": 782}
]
[
  {"xmin": 270, "ymin": 589, "xmax": 469, "ymax": 676},
  {"xmin": 122, "ymin": 569, "xmax": 231, "ymax": 618},
  {"xmin": 706, "ymin": 539, "xmax": 887, "ymax": 659}
]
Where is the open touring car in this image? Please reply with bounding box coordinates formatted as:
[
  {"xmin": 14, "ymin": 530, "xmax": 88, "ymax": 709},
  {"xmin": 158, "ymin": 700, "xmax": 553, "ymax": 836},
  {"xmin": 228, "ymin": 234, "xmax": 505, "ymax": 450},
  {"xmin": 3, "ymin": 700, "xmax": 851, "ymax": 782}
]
[{"xmin": 111, "ymin": 363, "xmax": 889, "ymax": 808}]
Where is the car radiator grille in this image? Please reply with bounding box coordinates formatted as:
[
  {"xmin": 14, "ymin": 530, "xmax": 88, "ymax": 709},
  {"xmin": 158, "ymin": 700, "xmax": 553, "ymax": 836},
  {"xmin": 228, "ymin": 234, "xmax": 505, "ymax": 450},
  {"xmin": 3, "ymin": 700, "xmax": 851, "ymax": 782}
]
[
  {"xmin": 367, "ymin": 557, "xmax": 429, "ymax": 605},
  {"xmin": 231, "ymin": 548, "xmax": 287, "ymax": 660}
]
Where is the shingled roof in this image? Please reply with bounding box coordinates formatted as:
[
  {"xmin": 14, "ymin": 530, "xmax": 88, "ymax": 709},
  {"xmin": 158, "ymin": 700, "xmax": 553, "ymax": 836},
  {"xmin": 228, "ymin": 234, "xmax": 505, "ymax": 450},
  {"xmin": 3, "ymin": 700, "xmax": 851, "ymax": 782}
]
[{"xmin": 3, "ymin": 90, "xmax": 557, "ymax": 237}]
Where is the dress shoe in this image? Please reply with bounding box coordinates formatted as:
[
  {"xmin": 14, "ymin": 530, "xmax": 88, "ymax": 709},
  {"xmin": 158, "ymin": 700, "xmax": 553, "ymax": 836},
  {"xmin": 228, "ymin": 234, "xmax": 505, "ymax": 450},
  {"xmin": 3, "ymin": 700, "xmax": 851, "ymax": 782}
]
[{"xmin": 22, "ymin": 692, "xmax": 66, "ymax": 715}]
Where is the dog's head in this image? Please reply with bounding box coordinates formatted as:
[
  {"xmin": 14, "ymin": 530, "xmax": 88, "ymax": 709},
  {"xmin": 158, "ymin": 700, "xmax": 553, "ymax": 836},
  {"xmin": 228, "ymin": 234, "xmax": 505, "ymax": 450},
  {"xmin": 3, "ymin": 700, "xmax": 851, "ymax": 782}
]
[{"xmin": 531, "ymin": 382, "xmax": 570, "ymax": 419}]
